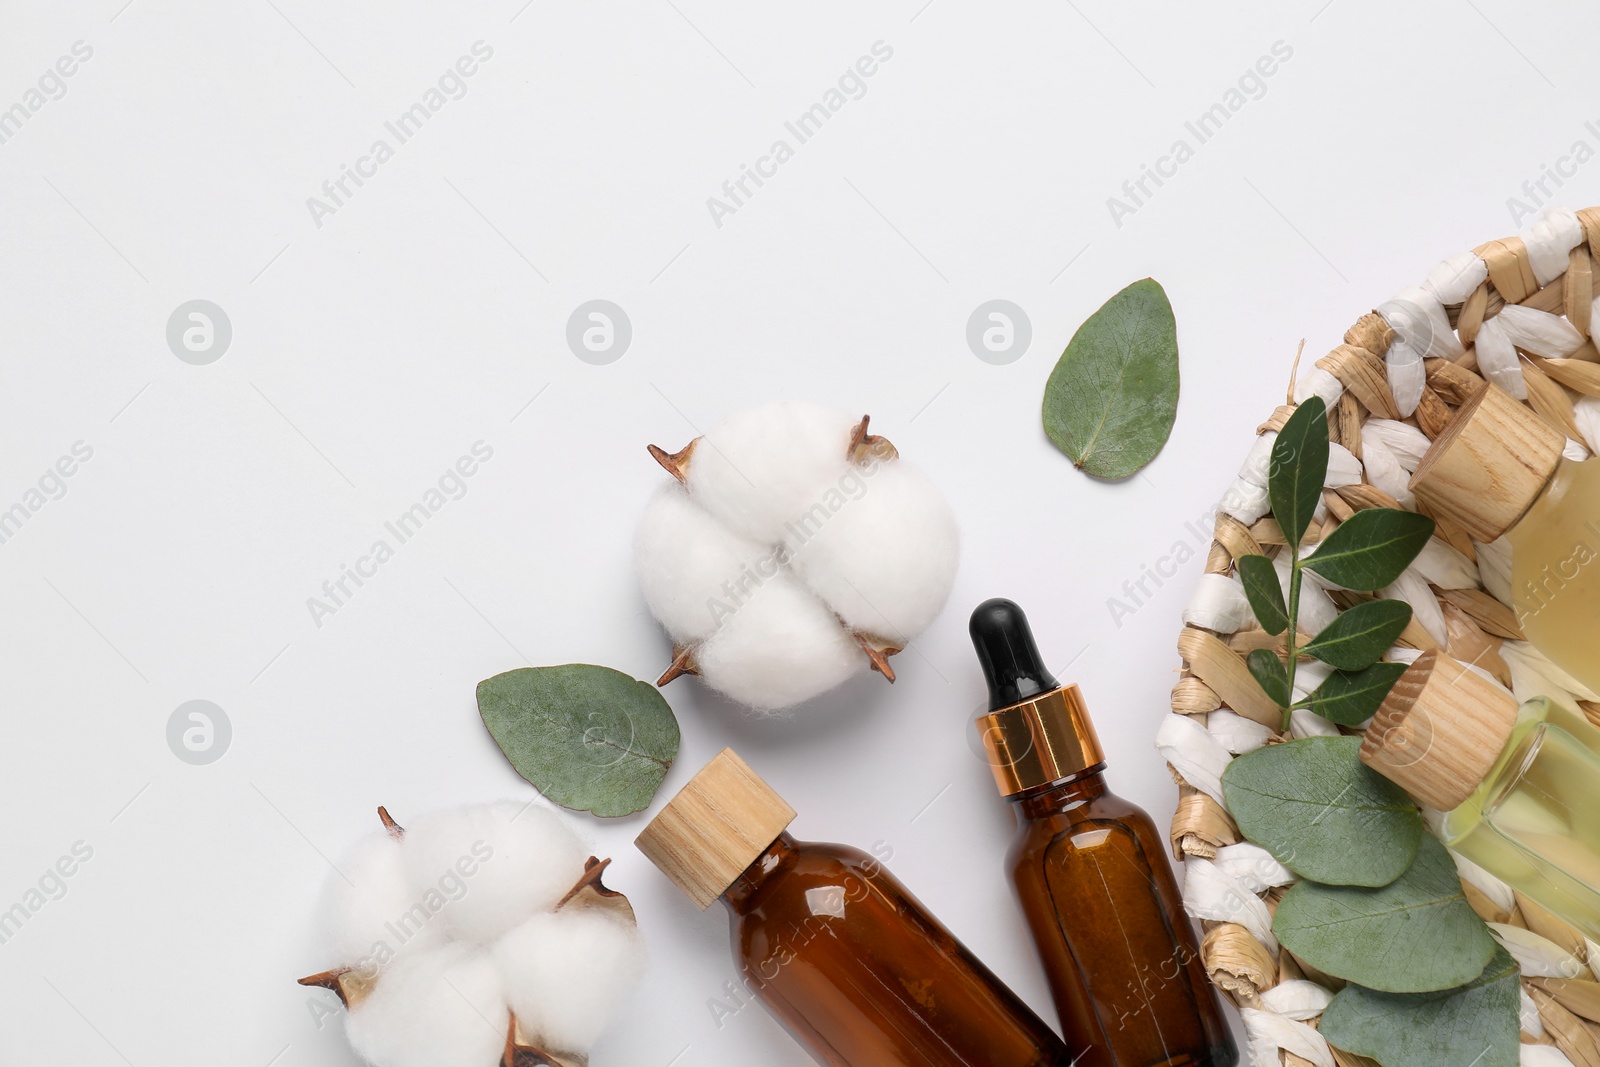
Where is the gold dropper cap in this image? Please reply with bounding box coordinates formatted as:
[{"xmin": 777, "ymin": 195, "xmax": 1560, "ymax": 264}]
[
  {"xmin": 977, "ymin": 684, "xmax": 1106, "ymax": 797},
  {"xmin": 1410, "ymin": 383, "xmax": 1564, "ymax": 542},
  {"xmin": 634, "ymin": 748, "xmax": 796, "ymax": 910},
  {"xmin": 1359, "ymin": 650, "xmax": 1519, "ymax": 810}
]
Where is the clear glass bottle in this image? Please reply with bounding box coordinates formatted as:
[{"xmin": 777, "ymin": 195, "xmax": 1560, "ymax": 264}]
[
  {"xmin": 1363, "ymin": 650, "xmax": 1600, "ymax": 940},
  {"xmin": 1411, "ymin": 382, "xmax": 1600, "ymax": 694},
  {"xmin": 969, "ymin": 599, "xmax": 1238, "ymax": 1067},
  {"xmin": 636, "ymin": 748, "xmax": 1080, "ymax": 1067}
]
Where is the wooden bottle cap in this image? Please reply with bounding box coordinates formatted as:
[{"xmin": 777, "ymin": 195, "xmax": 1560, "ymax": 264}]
[
  {"xmin": 1359, "ymin": 651, "xmax": 1519, "ymax": 810},
  {"xmin": 1410, "ymin": 383, "xmax": 1563, "ymax": 542},
  {"xmin": 634, "ymin": 748, "xmax": 796, "ymax": 910}
]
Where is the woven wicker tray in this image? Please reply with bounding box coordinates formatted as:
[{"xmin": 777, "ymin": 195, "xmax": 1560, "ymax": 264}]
[{"xmin": 1163, "ymin": 209, "xmax": 1600, "ymax": 1067}]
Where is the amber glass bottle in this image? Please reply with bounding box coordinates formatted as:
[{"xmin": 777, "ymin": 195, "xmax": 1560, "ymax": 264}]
[
  {"xmin": 971, "ymin": 599, "xmax": 1237, "ymax": 1067},
  {"xmin": 636, "ymin": 748, "xmax": 1079, "ymax": 1067}
]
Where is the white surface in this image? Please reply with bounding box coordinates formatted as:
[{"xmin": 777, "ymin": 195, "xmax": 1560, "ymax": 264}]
[{"xmin": 0, "ymin": 1, "xmax": 1595, "ymax": 1064}]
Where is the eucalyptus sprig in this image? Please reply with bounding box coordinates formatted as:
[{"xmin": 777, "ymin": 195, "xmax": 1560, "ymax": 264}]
[{"xmin": 1237, "ymin": 396, "xmax": 1435, "ymax": 732}]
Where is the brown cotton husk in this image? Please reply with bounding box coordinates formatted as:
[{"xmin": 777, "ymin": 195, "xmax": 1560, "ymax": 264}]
[
  {"xmin": 847, "ymin": 414, "xmax": 898, "ymax": 464},
  {"xmin": 504, "ymin": 1015, "xmax": 587, "ymax": 1067},
  {"xmin": 646, "ymin": 440, "xmax": 698, "ymax": 484},
  {"xmin": 851, "ymin": 631, "xmax": 900, "ymax": 682},
  {"xmin": 554, "ymin": 856, "xmax": 637, "ymax": 925},
  {"xmin": 656, "ymin": 645, "xmax": 699, "ymax": 687}
]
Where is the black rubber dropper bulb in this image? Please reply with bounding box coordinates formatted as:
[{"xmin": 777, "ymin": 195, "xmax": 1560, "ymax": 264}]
[{"xmin": 969, "ymin": 598, "xmax": 1061, "ymax": 711}]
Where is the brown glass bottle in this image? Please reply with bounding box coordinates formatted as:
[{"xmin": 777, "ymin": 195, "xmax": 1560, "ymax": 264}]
[
  {"xmin": 971, "ymin": 599, "xmax": 1237, "ymax": 1067},
  {"xmin": 637, "ymin": 748, "xmax": 1080, "ymax": 1067}
]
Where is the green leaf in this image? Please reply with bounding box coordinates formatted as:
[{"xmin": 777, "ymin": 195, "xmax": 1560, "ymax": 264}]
[
  {"xmin": 1268, "ymin": 396, "xmax": 1329, "ymax": 547},
  {"xmin": 1222, "ymin": 736, "xmax": 1421, "ymax": 886},
  {"xmin": 1302, "ymin": 508, "xmax": 1436, "ymax": 591},
  {"xmin": 1305, "ymin": 661, "xmax": 1411, "ymax": 725},
  {"xmin": 1246, "ymin": 649, "xmax": 1290, "ymax": 707},
  {"xmin": 1042, "ymin": 279, "xmax": 1180, "ymax": 479},
  {"xmin": 477, "ymin": 664, "xmax": 681, "ymax": 818},
  {"xmin": 1238, "ymin": 554, "xmax": 1288, "ymax": 636},
  {"xmin": 1320, "ymin": 947, "xmax": 1522, "ymax": 1067},
  {"xmin": 1274, "ymin": 835, "xmax": 1497, "ymax": 992},
  {"xmin": 1301, "ymin": 599, "xmax": 1413, "ymax": 670}
]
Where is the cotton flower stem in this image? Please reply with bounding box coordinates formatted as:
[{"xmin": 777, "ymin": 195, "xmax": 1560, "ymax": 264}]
[
  {"xmin": 656, "ymin": 646, "xmax": 699, "ymax": 686},
  {"xmin": 376, "ymin": 806, "xmax": 405, "ymax": 840},
  {"xmin": 297, "ymin": 967, "xmax": 353, "ymax": 1006},
  {"xmin": 852, "ymin": 632, "xmax": 901, "ymax": 683}
]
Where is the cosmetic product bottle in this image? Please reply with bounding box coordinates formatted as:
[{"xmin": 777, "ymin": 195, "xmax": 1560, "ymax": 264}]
[
  {"xmin": 1363, "ymin": 649, "xmax": 1600, "ymax": 939},
  {"xmin": 1411, "ymin": 382, "xmax": 1600, "ymax": 693},
  {"xmin": 969, "ymin": 599, "xmax": 1237, "ymax": 1067},
  {"xmin": 635, "ymin": 748, "xmax": 1080, "ymax": 1067}
]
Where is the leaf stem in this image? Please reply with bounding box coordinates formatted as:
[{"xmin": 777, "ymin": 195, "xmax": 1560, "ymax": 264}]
[{"xmin": 1283, "ymin": 557, "xmax": 1303, "ymax": 733}]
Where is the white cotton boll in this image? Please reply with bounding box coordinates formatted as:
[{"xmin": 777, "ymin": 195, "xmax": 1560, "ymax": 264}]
[
  {"xmin": 1522, "ymin": 209, "xmax": 1584, "ymax": 285},
  {"xmin": 1155, "ymin": 714, "xmax": 1232, "ymax": 805},
  {"xmin": 1475, "ymin": 316, "xmax": 1528, "ymax": 400},
  {"xmin": 1239, "ymin": 1009, "xmax": 1333, "ymax": 1067},
  {"xmin": 785, "ymin": 461, "xmax": 958, "ymax": 643},
  {"xmin": 1184, "ymin": 574, "xmax": 1253, "ymax": 633},
  {"xmin": 1237, "ymin": 432, "xmax": 1277, "ymax": 487},
  {"xmin": 1292, "ymin": 365, "xmax": 1344, "ymax": 408},
  {"xmin": 346, "ymin": 945, "xmax": 509, "ymax": 1067},
  {"xmin": 1324, "ymin": 443, "xmax": 1363, "ymax": 488},
  {"xmin": 634, "ymin": 485, "xmax": 772, "ymax": 644},
  {"xmin": 1578, "ymin": 398, "xmax": 1600, "ymax": 455},
  {"xmin": 1383, "ymin": 569, "xmax": 1446, "ymax": 647},
  {"xmin": 1214, "ymin": 842, "xmax": 1295, "ymax": 892},
  {"xmin": 1219, "ymin": 476, "xmax": 1271, "ymax": 525},
  {"xmin": 686, "ymin": 402, "xmax": 858, "ymax": 544},
  {"xmin": 694, "ymin": 575, "xmax": 862, "ymax": 709},
  {"xmin": 324, "ymin": 834, "xmax": 448, "ymax": 968},
  {"xmin": 1411, "ymin": 538, "xmax": 1479, "ymax": 589},
  {"xmin": 1423, "ymin": 250, "xmax": 1489, "ymax": 305},
  {"xmin": 1358, "ymin": 430, "xmax": 1414, "ymax": 507},
  {"xmin": 496, "ymin": 909, "xmax": 646, "ymax": 1055},
  {"xmin": 1496, "ymin": 304, "xmax": 1586, "ymax": 358},
  {"xmin": 1474, "ymin": 537, "xmax": 1515, "ymax": 606},
  {"xmin": 1258, "ymin": 979, "xmax": 1334, "ymax": 1020},
  {"xmin": 1206, "ymin": 709, "xmax": 1275, "ymax": 754},
  {"xmin": 1361, "ymin": 418, "xmax": 1432, "ymax": 471},
  {"xmin": 402, "ymin": 803, "xmax": 588, "ymax": 945}
]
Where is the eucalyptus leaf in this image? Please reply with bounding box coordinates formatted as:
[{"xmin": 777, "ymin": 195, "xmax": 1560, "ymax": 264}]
[
  {"xmin": 1320, "ymin": 947, "xmax": 1521, "ymax": 1067},
  {"xmin": 1301, "ymin": 599, "xmax": 1413, "ymax": 670},
  {"xmin": 1305, "ymin": 661, "xmax": 1411, "ymax": 725},
  {"xmin": 1042, "ymin": 278, "xmax": 1179, "ymax": 479},
  {"xmin": 1302, "ymin": 508, "xmax": 1436, "ymax": 591},
  {"xmin": 1246, "ymin": 649, "xmax": 1290, "ymax": 707},
  {"xmin": 477, "ymin": 664, "xmax": 681, "ymax": 818},
  {"xmin": 1222, "ymin": 736, "xmax": 1421, "ymax": 886},
  {"xmin": 1238, "ymin": 554, "xmax": 1288, "ymax": 636},
  {"xmin": 1269, "ymin": 395, "xmax": 1329, "ymax": 547},
  {"xmin": 1274, "ymin": 835, "xmax": 1497, "ymax": 992}
]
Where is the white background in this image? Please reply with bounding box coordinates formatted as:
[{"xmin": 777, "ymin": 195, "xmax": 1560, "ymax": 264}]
[{"xmin": 0, "ymin": 0, "xmax": 1595, "ymax": 1063}]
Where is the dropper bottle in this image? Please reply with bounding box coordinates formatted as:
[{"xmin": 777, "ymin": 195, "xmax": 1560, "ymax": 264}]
[
  {"xmin": 970, "ymin": 598, "xmax": 1237, "ymax": 1067},
  {"xmin": 1410, "ymin": 382, "xmax": 1600, "ymax": 694},
  {"xmin": 635, "ymin": 747, "xmax": 1081, "ymax": 1067}
]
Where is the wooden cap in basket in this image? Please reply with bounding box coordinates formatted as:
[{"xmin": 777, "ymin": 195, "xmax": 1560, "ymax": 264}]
[
  {"xmin": 1409, "ymin": 383, "xmax": 1563, "ymax": 542},
  {"xmin": 1359, "ymin": 651, "xmax": 1520, "ymax": 810},
  {"xmin": 634, "ymin": 748, "xmax": 796, "ymax": 910}
]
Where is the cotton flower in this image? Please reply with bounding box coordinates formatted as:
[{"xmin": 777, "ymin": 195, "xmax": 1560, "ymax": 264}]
[
  {"xmin": 636, "ymin": 402, "xmax": 958, "ymax": 710},
  {"xmin": 301, "ymin": 803, "xmax": 644, "ymax": 1067}
]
